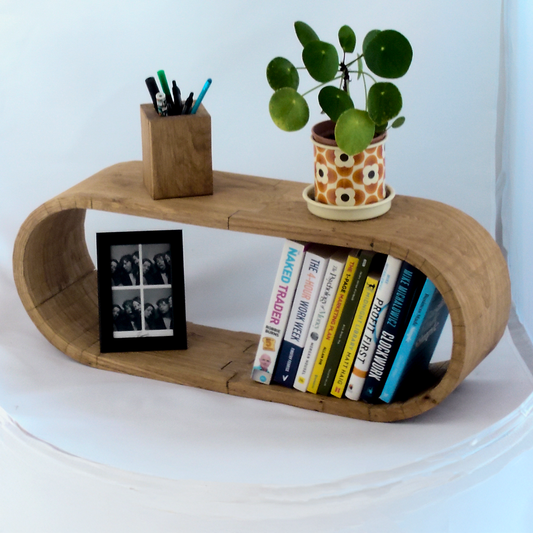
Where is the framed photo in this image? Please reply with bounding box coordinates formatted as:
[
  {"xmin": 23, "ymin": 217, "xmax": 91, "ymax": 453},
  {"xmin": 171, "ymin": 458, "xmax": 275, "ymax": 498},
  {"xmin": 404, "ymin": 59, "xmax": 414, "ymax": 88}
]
[{"xmin": 96, "ymin": 229, "xmax": 187, "ymax": 353}]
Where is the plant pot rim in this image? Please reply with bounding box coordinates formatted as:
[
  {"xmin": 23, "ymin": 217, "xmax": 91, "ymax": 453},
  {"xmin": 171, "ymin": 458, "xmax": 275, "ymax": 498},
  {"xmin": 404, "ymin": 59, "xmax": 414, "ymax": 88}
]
[
  {"xmin": 302, "ymin": 184, "xmax": 395, "ymax": 221},
  {"xmin": 311, "ymin": 119, "xmax": 387, "ymax": 149}
]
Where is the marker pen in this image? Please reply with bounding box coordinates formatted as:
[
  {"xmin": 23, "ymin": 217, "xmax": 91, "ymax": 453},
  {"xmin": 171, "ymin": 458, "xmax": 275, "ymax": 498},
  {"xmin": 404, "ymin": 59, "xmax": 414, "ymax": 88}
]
[
  {"xmin": 156, "ymin": 92, "xmax": 168, "ymax": 116},
  {"xmin": 157, "ymin": 70, "xmax": 174, "ymax": 108},
  {"xmin": 172, "ymin": 81, "xmax": 183, "ymax": 115},
  {"xmin": 182, "ymin": 92, "xmax": 194, "ymax": 115},
  {"xmin": 190, "ymin": 78, "xmax": 212, "ymax": 114},
  {"xmin": 145, "ymin": 77, "xmax": 160, "ymax": 111}
]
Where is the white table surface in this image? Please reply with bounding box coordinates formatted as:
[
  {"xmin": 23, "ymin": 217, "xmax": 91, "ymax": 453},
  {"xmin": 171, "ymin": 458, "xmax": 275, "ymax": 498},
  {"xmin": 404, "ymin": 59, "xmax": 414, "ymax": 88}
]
[{"xmin": 2, "ymin": 222, "xmax": 533, "ymax": 532}]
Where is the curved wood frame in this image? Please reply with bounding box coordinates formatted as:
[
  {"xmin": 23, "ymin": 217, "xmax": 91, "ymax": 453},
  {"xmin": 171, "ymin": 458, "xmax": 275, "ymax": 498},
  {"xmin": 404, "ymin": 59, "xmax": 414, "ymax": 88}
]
[{"xmin": 12, "ymin": 162, "xmax": 511, "ymax": 422}]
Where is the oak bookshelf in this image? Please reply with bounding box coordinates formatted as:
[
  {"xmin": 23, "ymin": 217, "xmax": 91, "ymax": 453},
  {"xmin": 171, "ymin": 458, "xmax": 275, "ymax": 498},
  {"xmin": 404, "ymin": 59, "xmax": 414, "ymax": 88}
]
[{"xmin": 12, "ymin": 162, "xmax": 511, "ymax": 422}]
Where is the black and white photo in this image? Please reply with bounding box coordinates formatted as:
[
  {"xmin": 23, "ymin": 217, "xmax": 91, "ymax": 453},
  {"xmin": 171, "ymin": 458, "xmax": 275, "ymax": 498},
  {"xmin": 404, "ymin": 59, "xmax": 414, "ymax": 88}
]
[{"xmin": 97, "ymin": 230, "xmax": 187, "ymax": 353}]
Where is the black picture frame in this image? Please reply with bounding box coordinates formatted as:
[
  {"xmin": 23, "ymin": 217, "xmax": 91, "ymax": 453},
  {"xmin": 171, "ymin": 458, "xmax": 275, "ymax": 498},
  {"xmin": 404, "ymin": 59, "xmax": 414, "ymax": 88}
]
[{"xmin": 96, "ymin": 229, "xmax": 187, "ymax": 353}]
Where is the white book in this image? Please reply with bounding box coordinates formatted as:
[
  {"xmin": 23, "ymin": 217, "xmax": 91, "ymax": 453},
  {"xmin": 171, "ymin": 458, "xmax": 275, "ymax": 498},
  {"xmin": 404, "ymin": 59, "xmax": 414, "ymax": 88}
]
[
  {"xmin": 272, "ymin": 244, "xmax": 334, "ymax": 387},
  {"xmin": 251, "ymin": 240, "xmax": 307, "ymax": 385},
  {"xmin": 344, "ymin": 255, "xmax": 403, "ymax": 400},
  {"xmin": 293, "ymin": 248, "xmax": 349, "ymax": 392}
]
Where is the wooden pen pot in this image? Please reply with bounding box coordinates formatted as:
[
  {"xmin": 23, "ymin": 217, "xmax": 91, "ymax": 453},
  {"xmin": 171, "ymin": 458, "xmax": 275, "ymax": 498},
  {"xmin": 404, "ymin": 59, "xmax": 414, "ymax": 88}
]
[{"xmin": 140, "ymin": 103, "xmax": 213, "ymax": 200}]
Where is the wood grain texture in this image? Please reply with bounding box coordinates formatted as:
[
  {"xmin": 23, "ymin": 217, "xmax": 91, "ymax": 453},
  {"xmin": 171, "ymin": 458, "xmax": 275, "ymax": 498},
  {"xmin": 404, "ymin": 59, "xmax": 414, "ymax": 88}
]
[
  {"xmin": 140, "ymin": 104, "xmax": 213, "ymax": 199},
  {"xmin": 12, "ymin": 161, "xmax": 511, "ymax": 422}
]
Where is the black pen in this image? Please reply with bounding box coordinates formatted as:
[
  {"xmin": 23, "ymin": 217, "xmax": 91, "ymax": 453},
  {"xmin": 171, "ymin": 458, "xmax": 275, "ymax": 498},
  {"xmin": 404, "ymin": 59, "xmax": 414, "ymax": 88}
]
[
  {"xmin": 145, "ymin": 77, "xmax": 160, "ymax": 111},
  {"xmin": 172, "ymin": 81, "xmax": 183, "ymax": 115},
  {"xmin": 182, "ymin": 92, "xmax": 194, "ymax": 114}
]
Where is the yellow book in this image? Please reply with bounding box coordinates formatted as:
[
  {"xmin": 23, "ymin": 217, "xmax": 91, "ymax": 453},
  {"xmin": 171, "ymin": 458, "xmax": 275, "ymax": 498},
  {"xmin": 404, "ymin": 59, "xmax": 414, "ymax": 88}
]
[
  {"xmin": 330, "ymin": 270, "xmax": 381, "ymax": 398},
  {"xmin": 306, "ymin": 250, "xmax": 359, "ymax": 394}
]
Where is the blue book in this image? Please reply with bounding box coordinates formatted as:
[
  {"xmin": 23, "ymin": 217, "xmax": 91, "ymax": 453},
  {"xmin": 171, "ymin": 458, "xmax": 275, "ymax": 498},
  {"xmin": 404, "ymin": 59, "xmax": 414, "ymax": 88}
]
[
  {"xmin": 358, "ymin": 262, "xmax": 426, "ymax": 403},
  {"xmin": 273, "ymin": 341, "xmax": 302, "ymax": 386},
  {"xmin": 380, "ymin": 279, "xmax": 449, "ymax": 403}
]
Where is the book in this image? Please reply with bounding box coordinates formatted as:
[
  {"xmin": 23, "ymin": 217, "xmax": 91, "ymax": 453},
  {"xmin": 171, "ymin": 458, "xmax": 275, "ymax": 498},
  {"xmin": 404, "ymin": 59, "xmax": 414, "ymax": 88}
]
[
  {"xmin": 380, "ymin": 280, "xmax": 449, "ymax": 403},
  {"xmin": 306, "ymin": 249, "xmax": 360, "ymax": 394},
  {"xmin": 272, "ymin": 244, "xmax": 333, "ymax": 387},
  {"xmin": 340, "ymin": 255, "xmax": 403, "ymax": 399},
  {"xmin": 317, "ymin": 250, "xmax": 381, "ymax": 396},
  {"xmin": 330, "ymin": 264, "xmax": 384, "ymax": 398},
  {"xmin": 293, "ymin": 248, "xmax": 349, "ymax": 392},
  {"xmin": 251, "ymin": 239, "xmax": 307, "ymax": 385},
  {"xmin": 346, "ymin": 261, "xmax": 426, "ymax": 401}
]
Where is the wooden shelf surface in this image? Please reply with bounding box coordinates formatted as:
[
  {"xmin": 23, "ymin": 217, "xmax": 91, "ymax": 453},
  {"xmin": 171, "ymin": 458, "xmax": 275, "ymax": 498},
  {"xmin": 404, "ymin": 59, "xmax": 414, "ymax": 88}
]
[{"xmin": 12, "ymin": 162, "xmax": 511, "ymax": 422}]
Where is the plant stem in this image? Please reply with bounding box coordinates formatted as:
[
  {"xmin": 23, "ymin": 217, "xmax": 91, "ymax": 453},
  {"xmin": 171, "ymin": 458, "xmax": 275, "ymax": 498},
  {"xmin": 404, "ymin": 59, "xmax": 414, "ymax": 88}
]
[
  {"xmin": 345, "ymin": 54, "xmax": 364, "ymax": 68},
  {"xmin": 301, "ymin": 75, "xmax": 343, "ymax": 97},
  {"xmin": 348, "ymin": 70, "xmax": 377, "ymax": 85},
  {"xmin": 340, "ymin": 60, "xmax": 350, "ymax": 93},
  {"xmin": 362, "ymin": 71, "xmax": 368, "ymax": 111}
]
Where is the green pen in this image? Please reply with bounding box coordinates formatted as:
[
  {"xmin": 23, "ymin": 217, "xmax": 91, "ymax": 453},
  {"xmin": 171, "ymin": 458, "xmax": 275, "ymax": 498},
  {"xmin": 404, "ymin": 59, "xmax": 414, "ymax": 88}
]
[{"xmin": 157, "ymin": 70, "xmax": 174, "ymax": 107}]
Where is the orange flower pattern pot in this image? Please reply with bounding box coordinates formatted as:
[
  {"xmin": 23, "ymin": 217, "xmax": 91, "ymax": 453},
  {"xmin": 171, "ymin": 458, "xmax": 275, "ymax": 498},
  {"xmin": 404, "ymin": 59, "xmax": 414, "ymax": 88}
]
[{"xmin": 312, "ymin": 134, "xmax": 386, "ymax": 207}]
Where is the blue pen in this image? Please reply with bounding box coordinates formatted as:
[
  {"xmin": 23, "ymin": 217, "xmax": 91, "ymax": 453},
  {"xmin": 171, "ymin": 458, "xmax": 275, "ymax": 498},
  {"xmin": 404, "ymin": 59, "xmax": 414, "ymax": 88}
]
[{"xmin": 190, "ymin": 78, "xmax": 212, "ymax": 114}]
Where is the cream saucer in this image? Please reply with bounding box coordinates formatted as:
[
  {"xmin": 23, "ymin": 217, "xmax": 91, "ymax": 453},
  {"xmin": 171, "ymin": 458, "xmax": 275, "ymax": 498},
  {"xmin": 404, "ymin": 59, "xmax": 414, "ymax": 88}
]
[{"xmin": 302, "ymin": 184, "xmax": 395, "ymax": 221}]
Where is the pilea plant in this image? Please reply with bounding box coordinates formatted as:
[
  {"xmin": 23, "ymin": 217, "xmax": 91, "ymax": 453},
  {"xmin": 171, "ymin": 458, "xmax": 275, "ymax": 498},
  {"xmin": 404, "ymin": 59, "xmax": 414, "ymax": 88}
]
[{"xmin": 267, "ymin": 22, "xmax": 413, "ymax": 156}]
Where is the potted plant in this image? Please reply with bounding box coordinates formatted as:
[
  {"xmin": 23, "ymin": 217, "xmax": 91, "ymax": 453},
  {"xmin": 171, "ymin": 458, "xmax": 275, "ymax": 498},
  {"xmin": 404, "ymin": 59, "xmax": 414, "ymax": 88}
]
[{"xmin": 266, "ymin": 21, "xmax": 412, "ymax": 219}]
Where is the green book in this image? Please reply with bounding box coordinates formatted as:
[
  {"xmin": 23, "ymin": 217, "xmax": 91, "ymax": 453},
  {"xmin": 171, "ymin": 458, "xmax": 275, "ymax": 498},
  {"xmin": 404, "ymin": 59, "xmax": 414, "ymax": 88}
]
[{"xmin": 317, "ymin": 251, "xmax": 384, "ymax": 395}]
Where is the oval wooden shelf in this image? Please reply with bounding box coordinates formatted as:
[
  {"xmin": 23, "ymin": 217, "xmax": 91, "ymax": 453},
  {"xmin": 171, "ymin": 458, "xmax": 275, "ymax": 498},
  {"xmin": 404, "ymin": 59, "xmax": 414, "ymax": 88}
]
[{"xmin": 12, "ymin": 161, "xmax": 511, "ymax": 422}]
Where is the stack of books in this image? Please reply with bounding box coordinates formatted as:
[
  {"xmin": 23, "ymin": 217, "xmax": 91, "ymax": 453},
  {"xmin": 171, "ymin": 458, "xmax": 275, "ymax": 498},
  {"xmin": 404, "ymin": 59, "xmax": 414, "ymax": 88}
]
[{"xmin": 250, "ymin": 240, "xmax": 449, "ymax": 404}]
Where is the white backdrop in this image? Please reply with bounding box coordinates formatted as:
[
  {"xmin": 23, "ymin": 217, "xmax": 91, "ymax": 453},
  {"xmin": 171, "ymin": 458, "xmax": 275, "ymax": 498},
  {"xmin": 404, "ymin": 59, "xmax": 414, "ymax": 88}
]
[
  {"xmin": 499, "ymin": 0, "xmax": 533, "ymax": 342},
  {"xmin": 3, "ymin": 1, "xmax": 532, "ymax": 532},
  {"xmin": 0, "ymin": 0, "xmax": 504, "ymax": 332}
]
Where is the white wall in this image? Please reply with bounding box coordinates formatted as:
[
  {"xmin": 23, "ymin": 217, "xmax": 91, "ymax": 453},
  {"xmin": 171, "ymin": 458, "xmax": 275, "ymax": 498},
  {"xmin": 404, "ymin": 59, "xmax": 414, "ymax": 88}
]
[
  {"xmin": 0, "ymin": 0, "xmax": 502, "ymax": 226},
  {"xmin": 0, "ymin": 0, "xmax": 503, "ymax": 335},
  {"xmin": 500, "ymin": 0, "xmax": 533, "ymax": 342}
]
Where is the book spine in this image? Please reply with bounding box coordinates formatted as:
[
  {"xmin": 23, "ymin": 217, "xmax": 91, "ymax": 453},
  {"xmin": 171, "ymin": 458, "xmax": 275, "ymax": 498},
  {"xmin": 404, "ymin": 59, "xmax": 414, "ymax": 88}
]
[
  {"xmin": 357, "ymin": 263, "xmax": 426, "ymax": 402},
  {"xmin": 306, "ymin": 251, "xmax": 359, "ymax": 394},
  {"xmin": 380, "ymin": 283, "xmax": 448, "ymax": 403},
  {"xmin": 251, "ymin": 240, "xmax": 306, "ymax": 385},
  {"xmin": 343, "ymin": 256, "xmax": 402, "ymax": 400},
  {"xmin": 272, "ymin": 249, "xmax": 330, "ymax": 387},
  {"xmin": 316, "ymin": 250, "xmax": 375, "ymax": 396},
  {"xmin": 293, "ymin": 251, "xmax": 347, "ymax": 392},
  {"xmin": 330, "ymin": 270, "xmax": 381, "ymax": 398}
]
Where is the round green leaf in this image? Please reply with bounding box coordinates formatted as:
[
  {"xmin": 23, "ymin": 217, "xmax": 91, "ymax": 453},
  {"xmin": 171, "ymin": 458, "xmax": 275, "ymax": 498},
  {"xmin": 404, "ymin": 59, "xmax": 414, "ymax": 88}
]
[
  {"xmin": 338, "ymin": 25, "xmax": 356, "ymax": 53},
  {"xmin": 266, "ymin": 57, "xmax": 299, "ymax": 90},
  {"xmin": 318, "ymin": 86, "xmax": 354, "ymax": 122},
  {"xmin": 302, "ymin": 40, "xmax": 339, "ymax": 82},
  {"xmin": 392, "ymin": 116, "xmax": 406, "ymax": 128},
  {"xmin": 334, "ymin": 108, "xmax": 375, "ymax": 155},
  {"xmin": 362, "ymin": 30, "xmax": 381, "ymax": 54},
  {"xmin": 367, "ymin": 82, "xmax": 403, "ymax": 125},
  {"xmin": 269, "ymin": 87, "xmax": 310, "ymax": 132},
  {"xmin": 364, "ymin": 29, "xmax": 413, "ymax": 79},
  {"xmin": 294, "ymin": 21, "xmax": 319, "ymax": 47}
]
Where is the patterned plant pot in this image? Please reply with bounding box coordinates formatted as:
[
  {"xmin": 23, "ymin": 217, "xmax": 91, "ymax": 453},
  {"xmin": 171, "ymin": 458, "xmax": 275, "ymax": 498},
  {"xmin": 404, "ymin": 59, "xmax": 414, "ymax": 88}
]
[{"xmin": 312, "ymin": 120, "xmax": 387, "ymax": 207}]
